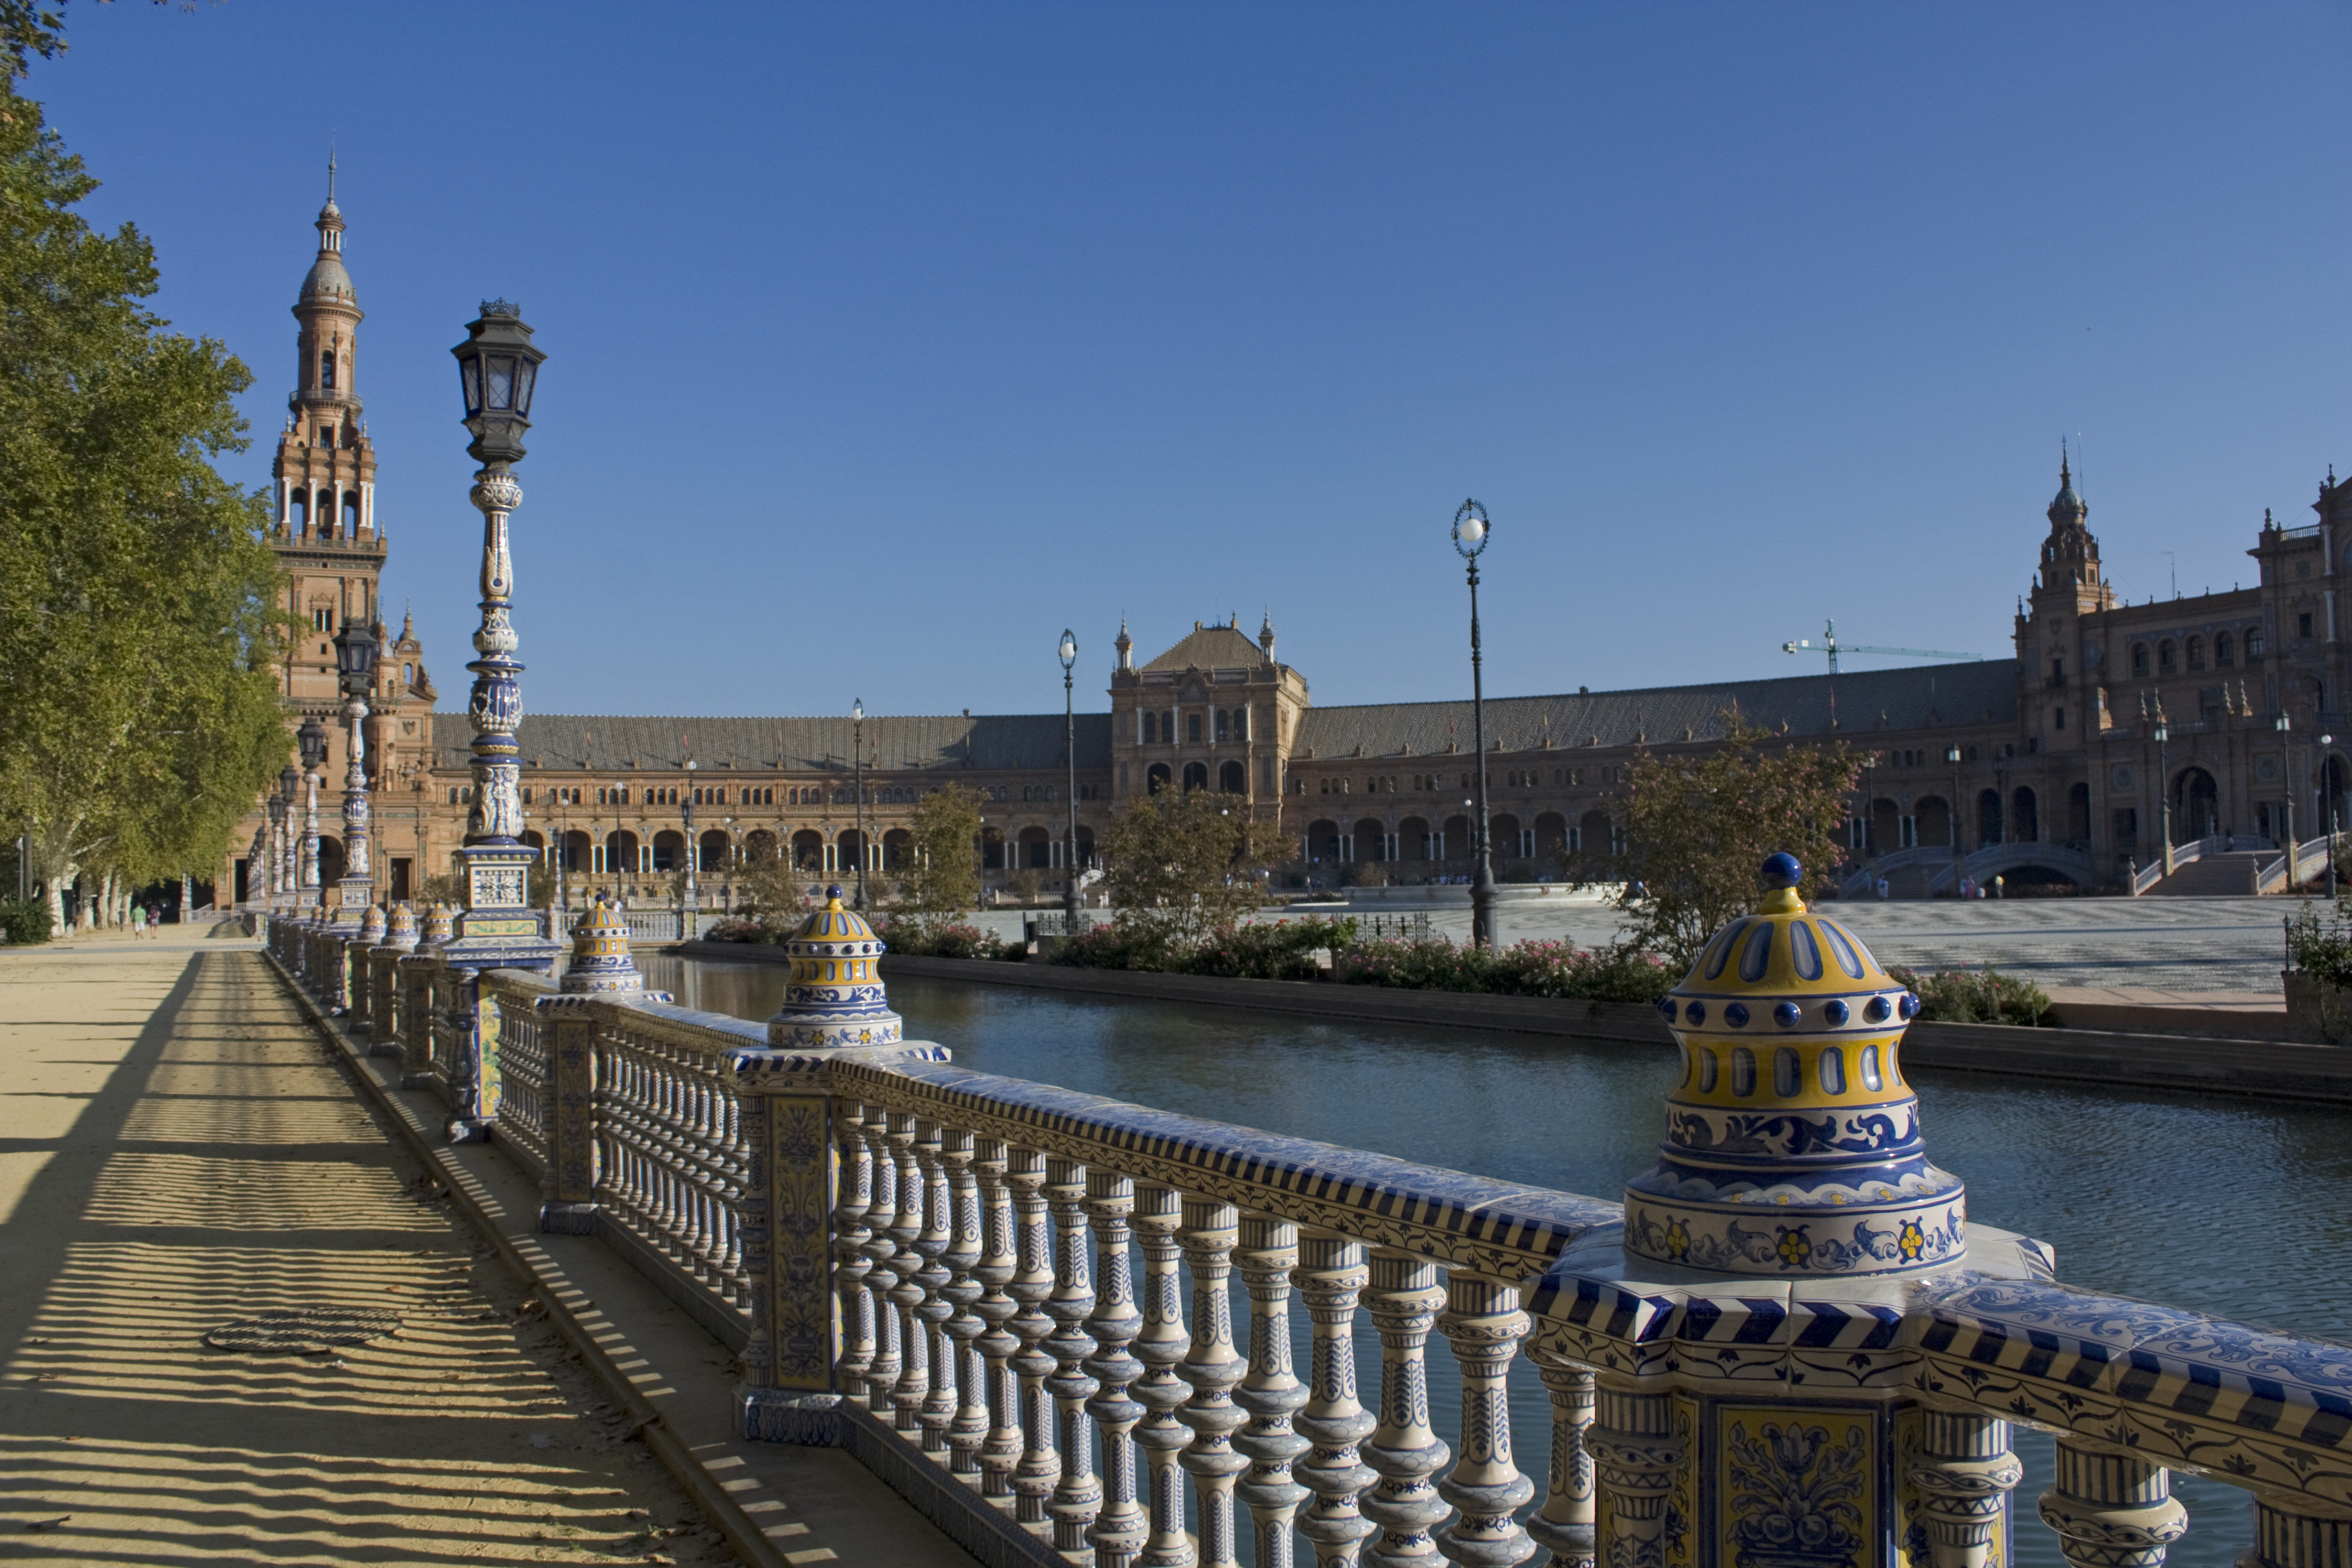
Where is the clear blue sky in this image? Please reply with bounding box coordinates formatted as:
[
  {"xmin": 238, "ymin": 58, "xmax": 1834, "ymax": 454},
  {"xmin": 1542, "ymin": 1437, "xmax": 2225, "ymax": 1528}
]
[{"xmin": 35, "ymin": 2, "xmax": 2352, "ymax": 720}]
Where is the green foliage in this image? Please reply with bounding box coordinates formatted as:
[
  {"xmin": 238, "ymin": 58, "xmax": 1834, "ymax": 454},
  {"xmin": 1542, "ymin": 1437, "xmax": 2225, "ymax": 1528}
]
[
  {"xmin": 2285, "ymin": 899, "xmax": 2352, "ymax": 986},
  {"xmin": 1342, "ymin": 937, "xmax": 1677, "ymax": 1003},
  {"xmin": 894, "ymin": 785, "xmax": 983, "ymax": 914},
  {"xmin": 1886, "ymin": 963, "xmax": 2053, "ymax": 1027},
  {"xmin": 880, "ymin": 917, "xmax": 1010, "ymax": 961},
  {"xmin": 1101, "ymin": 790, "xmax": 1292, "ymax": 950},
  {"xmin": 0, "ymin": 80, "xmax": 289, "ymax": 928},
  {"xmin": 1601, "ymin": 711, "xmax": 1861, "ymax": 972},
  {"xmin": 1183, "ymin": 917, "xmax": 1359, "ymax": 980},
  {"xmin": 0, "ymin": 894, "xmax": 51, "ymax": 944}
]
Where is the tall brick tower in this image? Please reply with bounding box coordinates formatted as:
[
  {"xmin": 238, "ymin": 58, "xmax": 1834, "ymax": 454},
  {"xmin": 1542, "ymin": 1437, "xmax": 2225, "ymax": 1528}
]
[{"xmin": 270, "ymin": 156, "xmax": 384, "ymax": 712}]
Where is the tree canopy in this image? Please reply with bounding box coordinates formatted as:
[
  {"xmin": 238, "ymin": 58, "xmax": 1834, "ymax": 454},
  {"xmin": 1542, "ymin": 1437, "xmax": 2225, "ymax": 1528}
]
[
  {"xmin": 1100, "ymin": 790, "xmax": 1290, "ymax": 954},
  {"xmin": 1604, "ymin": 711, "xmax": 1861, "ymax": 972},
  {"xmin": 0, "ymin": 64, "xmax": 289, "ymax": 926}
]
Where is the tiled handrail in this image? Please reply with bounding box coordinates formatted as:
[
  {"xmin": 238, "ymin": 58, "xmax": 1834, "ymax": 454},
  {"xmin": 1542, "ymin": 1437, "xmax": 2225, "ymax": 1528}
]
[{"xmin": 280, "ymin": 918, "xmax": 2352, "ymax": 1568}]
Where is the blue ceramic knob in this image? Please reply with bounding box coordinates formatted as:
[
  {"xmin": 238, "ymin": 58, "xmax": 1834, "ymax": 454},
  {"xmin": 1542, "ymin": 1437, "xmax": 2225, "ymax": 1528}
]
[
  {"xmin": 1656, "ymin": 996, "xmax": 1679, "ymax": 1021},
  {"xmin": 1823, "ymin": 998, "xmax": 1849, "ymax": 1025},
  {"xmin": 1774, "ymin": 1000, "xmax": 1801, "ymax": 1028},
  {"xmin": 1864, "ymin": 995, "xmax": 1892, "ymax": 1023},
  {"xmin": 1684, "ymin": 1000, "xmax": 1706, "ymax": 1026},
  {"xmin": 1899, "ymin": 991, "xmax": 1921, "ymax": 1020},
  {"xmin": 1725, "ymin": 1002, "xmax": 1750, "ymax": 1028}
]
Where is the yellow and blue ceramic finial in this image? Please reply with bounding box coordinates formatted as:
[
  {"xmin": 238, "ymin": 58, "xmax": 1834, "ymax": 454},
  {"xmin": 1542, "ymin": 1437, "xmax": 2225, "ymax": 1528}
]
[
  {"xmin": 560, "ymin": 895, "xmax": 644, "ymax": 994},
  {"xmin": 420, "ymin": 901, "xmax": 455, "ymax": 947},
  {"xmin": 766, "ymin": 884, "xmax": 903, "ymax": 1049},
  {"xmin": 384, "ymin": 902, "xmax": 419, "ymax": 951},
  {"xmin": 358, "ymin": 903, "xmax": 387, "ymax": 944},
  {"xmin": 1622, "ymin": 853, "xmax": 1964, "ymax": 1277}
]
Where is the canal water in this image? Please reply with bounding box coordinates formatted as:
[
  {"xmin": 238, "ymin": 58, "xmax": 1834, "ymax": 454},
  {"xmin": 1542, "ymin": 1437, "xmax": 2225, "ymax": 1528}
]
[{"xmin": 644, "ymin": 955, "xmax": 2352, "ymax": 1567}]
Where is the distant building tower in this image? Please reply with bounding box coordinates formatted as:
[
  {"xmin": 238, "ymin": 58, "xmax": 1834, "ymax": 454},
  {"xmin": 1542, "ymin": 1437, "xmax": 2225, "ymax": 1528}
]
[{"xmin": 270, "ymin": 156, "xmax": 387, "ymax": 713}]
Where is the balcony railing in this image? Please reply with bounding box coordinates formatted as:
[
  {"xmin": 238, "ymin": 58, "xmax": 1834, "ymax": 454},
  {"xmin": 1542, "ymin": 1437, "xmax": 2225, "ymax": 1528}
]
[{"xmin": 265, "ymin": 907, "xmax": 2352, "ymax": 1568}]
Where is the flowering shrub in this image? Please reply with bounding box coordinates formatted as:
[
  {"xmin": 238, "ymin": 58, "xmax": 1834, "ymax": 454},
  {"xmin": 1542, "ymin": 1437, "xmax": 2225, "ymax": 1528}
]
[
  {"xmin": 1053, "ymin": 923, "xmax": 1177, "ymax": 972},
  {"xmin": 1184, "ymin": 917, "xmax": 1359, "ymax": 980},
  {"xmin": 2286, "ymin": 899, "xmax": 2352, "ymax": 986},
  {"xmin": 1886, "ymin": 963, "xmax": 2052, "ymax": 1026},
  {"xmin": 704, "ymin": 917, "xmax": 767, "ymax": 944},
  {"xmin": 880, "ymin": 918, "xmax": 1011, "ymax": 962},
  {"xmin": 1342, "ymin": 937, "xmax": 1674, "ymax": 1003}
]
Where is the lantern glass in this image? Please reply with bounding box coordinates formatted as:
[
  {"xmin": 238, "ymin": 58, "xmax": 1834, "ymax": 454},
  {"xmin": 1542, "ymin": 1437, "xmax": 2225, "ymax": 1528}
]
[
  {"xmin": 514, "ymin": 358, "xmax": 537, "ymax": 416},
  {"xmin": 298, "ymin": 716, "xmax": 329, "ymax": 769},
  {"xmin": 280, "ymin": 764, "xmax": 300, "ymax": 800},
  {"xmin": 459, "ymin": 355, "xmax": 481, "ymax": 417},
  {"xmin": 486, "ymin": 356, "xmax": 516, "ymax": 410},
  {"xmin": 1058, "ymin": 630, "xmax": 1077, "ymax": 668}
]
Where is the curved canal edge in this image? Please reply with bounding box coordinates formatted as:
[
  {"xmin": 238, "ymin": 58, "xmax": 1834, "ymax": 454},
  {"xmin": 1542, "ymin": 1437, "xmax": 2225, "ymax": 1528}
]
[{"xmin": 668, "ymin": 940, "xmax": 2352, "ymax": 1104}]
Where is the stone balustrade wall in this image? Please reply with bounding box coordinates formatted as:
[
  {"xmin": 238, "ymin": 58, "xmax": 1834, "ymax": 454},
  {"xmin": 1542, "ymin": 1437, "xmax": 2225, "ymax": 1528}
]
[{"xmin": 267, "ymin": 911, "xmax": 2352, "ymax": 1568}]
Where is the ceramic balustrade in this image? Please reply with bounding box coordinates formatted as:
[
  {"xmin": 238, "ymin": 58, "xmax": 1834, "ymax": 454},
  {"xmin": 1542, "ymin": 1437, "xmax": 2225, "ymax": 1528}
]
[{"xmin": 284, "ymin": 925, "xmax": 2352, "ymax": 1568}]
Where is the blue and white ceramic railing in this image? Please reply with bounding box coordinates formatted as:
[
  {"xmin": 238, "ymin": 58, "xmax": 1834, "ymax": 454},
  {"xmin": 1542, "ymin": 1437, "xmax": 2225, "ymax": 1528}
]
[{"xmin": 269, "ymin": 891, "xmax": 2352, "ymax": 1568}]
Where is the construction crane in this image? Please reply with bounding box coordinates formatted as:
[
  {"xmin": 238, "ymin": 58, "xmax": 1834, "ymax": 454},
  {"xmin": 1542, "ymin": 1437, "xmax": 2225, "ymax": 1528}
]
[{"xmin": 1782, "ymin": 619, "xmax": 1980, "ymax": 674}]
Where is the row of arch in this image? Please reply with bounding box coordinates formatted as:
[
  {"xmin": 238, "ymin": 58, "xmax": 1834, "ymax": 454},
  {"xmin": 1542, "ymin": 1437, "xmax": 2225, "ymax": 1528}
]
[
  {"xmin": 1300, "ymin": 810, "xmax": 1614, "ymax": 864},
  {"xmin": 2128, "ymin": 629, "xmax": 2262, "ymax": 678},
  {"xmin": 287, "ymin": 486, "xmax": 364, "ymax": 537},
  {"xmin": 1146, "ymin": 759, "xmax": 1248, "ymax": 794},
  {"xmin": 539, "ymin": 823, "xmax": 1099, "ymax": 876}
]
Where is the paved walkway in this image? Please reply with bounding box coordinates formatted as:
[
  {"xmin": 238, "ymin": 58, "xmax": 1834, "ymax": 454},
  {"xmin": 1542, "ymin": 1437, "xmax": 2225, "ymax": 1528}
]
[{"xmin": 0, "ymin": 927, "xmax": 753, "ymax": 1564}]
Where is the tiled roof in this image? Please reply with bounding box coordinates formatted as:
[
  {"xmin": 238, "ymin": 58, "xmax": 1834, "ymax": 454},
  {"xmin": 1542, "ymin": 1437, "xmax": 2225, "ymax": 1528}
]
[
  {"xmin": 1292, "ymin": 661, "xmax": 2018, "ymax": 758},
  {"xmin": 1142, "ymin": 623, "xmax": 1267, "ymax": 673},
  {"xmin": 429, "ymin": 712, "xmax": 1112, "ymax": 773}
]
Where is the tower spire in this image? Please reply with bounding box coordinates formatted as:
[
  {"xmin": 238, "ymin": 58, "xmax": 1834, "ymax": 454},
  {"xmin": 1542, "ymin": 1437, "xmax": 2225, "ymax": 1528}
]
[{"xmin": 327, "ymin": 146, "xmax": 336, "ymax": 203}]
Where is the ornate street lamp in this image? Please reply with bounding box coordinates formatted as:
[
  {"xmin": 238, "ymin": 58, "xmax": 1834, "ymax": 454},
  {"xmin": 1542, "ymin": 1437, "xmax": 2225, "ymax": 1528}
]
[
  {"xmin": 852, "ymin": 698, "xmax": 868, "ymax": 912},
  {"xmin": 298, "ymin": 715, "xmax": 329, "ymax": 903},
  {"xmin": 2275, "ymin": 712, "xmax": 2295, "ymax": 857},
  {"xmin": 270, "ymin": 764, "xmax": 296, "ymax": 902},
  {"xmin": 331, "ymin": 617, "xmax": 379, "ymax": 919},
  {"xmin": 1453, "ymin": 499, "xmax": 1497, "ymax": 949},
  {"xmin": 1059, "ymin": 629, "xmax": 1080, "ymax": 930},
  {"xmin": 446, "ymin": 301, "xmax": 551, "ymax": 939},
  {"xmin": 1944, "ymin": 744, "xmax": 1963, "ymax": 895},
  {"xmin": 2322, "ymin": 733, "xmax": 2338, "ymax": 899},
  {"xmin": 2153, "ymin": 716, "xmax": 2173, "ymax": 876},
  {"xmin": 684, "ymin": 758, "xmax": 699, "ymax": 911}
]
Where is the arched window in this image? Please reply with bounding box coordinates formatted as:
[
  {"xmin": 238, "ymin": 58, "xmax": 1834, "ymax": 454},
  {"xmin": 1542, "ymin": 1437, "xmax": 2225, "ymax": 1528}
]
[
  {"xmin": 2248, "ymin": 627, "xmax": 2266, "ymax": 658},
  {"xmin": 2131, "ymin": 644, "xmax": 2149, "ymax": 678},
  {"xmin": 1146, "ymin": 763, "xmax": 1172, "ymax": 794},
  {"xmin": 2215, "ymin": 631, "xmax": 2234, "ymax": 668},
  {"xmin": 1216, "ymin": 709, "xmax": 1231, "ymax": 742},
  {"xmin": 1142, "ymin": 712, "xmax": 1157, "ymax": 743},
  {"xmin": 342, "ymin": 491, "xmax": 361, "ymax": 535},
  {"xmin": 1186, "ymin": 714, "xmax": 1202, "ymax": 744},
  {"xmin": 319, "ymin": 350, "xmax": 336, "ymax": 390},
  {"xmin": 2158, "ymin": 640, "xmax": 2177, "ymax": 674},
  {"xmin": 1182, "ymin": 761, "xmax": 1210, "ymax": 792},
  {"xmin": 402, "ymin": 662, "xmax": 414, "ymax": 684},
  {"xmin": 290, "ymin": 489, "xmax": 309, "ymax": 531},
  {"xmin": 1219, "ymin": 759, "xmax": 1246, "ymax": 793},
  {"xmin": 2186, "ymin": 636, "xmax": 2206, "ymax": 672}
]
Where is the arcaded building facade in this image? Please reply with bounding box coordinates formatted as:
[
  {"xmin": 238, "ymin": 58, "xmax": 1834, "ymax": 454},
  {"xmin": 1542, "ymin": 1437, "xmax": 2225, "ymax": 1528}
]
[{"xmin": 231, "ymin": 198, "xmax": 2352, "ymax": 905}]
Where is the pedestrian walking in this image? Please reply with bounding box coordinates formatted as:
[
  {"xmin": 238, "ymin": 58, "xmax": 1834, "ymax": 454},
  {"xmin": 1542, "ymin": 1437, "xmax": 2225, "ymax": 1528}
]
[{"xmin": 130, "ymin": 902, "xmax": 146, "ymax": 939}]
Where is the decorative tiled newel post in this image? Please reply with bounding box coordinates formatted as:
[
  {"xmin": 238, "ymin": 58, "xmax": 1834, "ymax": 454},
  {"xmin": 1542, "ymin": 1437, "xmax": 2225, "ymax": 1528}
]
[
  {"xmin": 535, "ymin": 896, "xmax": 669, "ymax": 1235},
  {"xmin": 369, "ymin": 902, "xmax": 417, "ymax": 1057},
  {"xmin": 1531, "ymin": 854, "xmax": 2050, "ymax": 1568}
]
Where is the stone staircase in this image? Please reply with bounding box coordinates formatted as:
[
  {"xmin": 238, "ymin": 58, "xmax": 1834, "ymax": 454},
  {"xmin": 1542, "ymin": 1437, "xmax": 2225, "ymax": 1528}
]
[{"xmin": 2146, "ymin": 850, "xmax": 2267, "ymax": 896}]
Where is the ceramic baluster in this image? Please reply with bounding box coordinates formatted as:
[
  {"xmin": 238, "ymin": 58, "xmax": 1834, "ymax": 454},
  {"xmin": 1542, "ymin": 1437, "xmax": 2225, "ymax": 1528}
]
[
  {"xmin": 1235, "ymin": 1214, "xmax": 1310, "ymax": 1567},
  {"xmin": 858, "ymin": 1104, "xmax": 903, "ymax": 1415},
  {"xmin": 972, "ymin": 1136, "xmax": 1025, "ymax": 1501},
  {"xmin": 1434, "ymin": 1272, "xmax": 1534, "ymax": 1568},
  {"xmin": 1178, "ymin": 1196, "xmax": 1249, "ymax": 1568},
  {"xmin": 884, "ymin": 1110, "xmax": 931, "ymax": 1435},
  {"xmin": 913, "ymin": 1118, "xmax": 959, "ymax": 1455},
  {"xmin": 1083, "ymin": 1168, "xmax": 1147, "ymax": 1565},
  {"xmin": 1131, "ymin": 1183, "xmax": 1196, "ymax": 1568},
  {"xmin": 2039, "ymin": 1440, "xmax": 2187, "ymax": 1568},
  {"xmin": 1585, "ymin": 1384, "xmax": 1680, "ymax": 1568},
  {"xmin": 1524, "ymin": 1357, "xmax": 1596, "ymax": 1568},
  {"xmin": 1362, "ymin": 1250, "xmax": 1451, "ymax": 1568},
  {"xmin": 938, "ymin": 1125, "xmax": 989, "ymax": 1482},
  {"xmin": 1006, "ymin": 1146, "xmax": 1062, "ymax": 1526},
  {"xmin": 1043, "ymin": 1156, "xmax": 1103, "ymax": 1552},
  {"xmin": 2238, "ymin": 1491, "xmax": 2352, "ymax": 1568},
  {"xmin": 1909, "ymin": 1408, "xmax": 2021, "ymax": 1568},
  {"xmin": 1297, "ymin": 1233, "xmax": 1378, "ymax": 1568}
]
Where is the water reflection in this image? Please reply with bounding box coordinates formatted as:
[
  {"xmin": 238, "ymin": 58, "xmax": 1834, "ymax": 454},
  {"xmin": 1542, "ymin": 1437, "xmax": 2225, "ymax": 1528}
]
[{"xmin": 646, "ymin": 955, "xmax": 2350, "ymax": 1567}]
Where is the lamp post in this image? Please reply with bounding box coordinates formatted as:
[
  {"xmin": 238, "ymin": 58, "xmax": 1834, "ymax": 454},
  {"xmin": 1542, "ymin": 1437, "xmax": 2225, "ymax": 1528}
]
[
  {"xmin": 331, "ymin": 617, "xmax": 379, "ymax": 921},
  {"xmin": 446, "ymin": 300, "xmax": 551, "ymax": 939},
  {"xmin": 1059, "ymin": 628, "xmax": 1080, "ymax": 929},
  {"xmin": 852, "ymin": 698, "xmax": 868, "ymax": 912},
  {"xmin": 1453, "ymin": 499, "xmax": 1497, "ymax": 949},
  {"xmin": 684, "ymin": 758, "xmax": 699, "ymax": 911},
  {"xmin": 298, "ymin": 715, "xmax": 329, "ymax": 904},
  {"xmin": 2321, "ymin": 734, "xmax": 2337, "ymax": 899},
  {"xmin": 2153, "ymin": 717, "xmax": 2173, "ymax": 876},
  {"xmin": 271, "ymin": 765, "xmax": 296, "ymax": 903},
  {"xmin": 2275, "ymin": 713, "xmax": 2295, "ymax": 861},
  {"xmin": 1944, "ymin": 744, "xmax": 1963, "ymax": 895}
]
